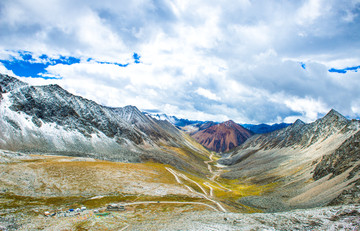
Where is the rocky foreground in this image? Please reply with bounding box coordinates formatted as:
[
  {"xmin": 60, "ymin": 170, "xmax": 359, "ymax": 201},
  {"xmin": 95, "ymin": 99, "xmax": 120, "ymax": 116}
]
[
  {"xmin": 169, "ymin": 205, "xmax": 360, "ymax": 231},
  {"xmin": 1, "ymin": 204, "xmax": 359, "ymax": 230}
]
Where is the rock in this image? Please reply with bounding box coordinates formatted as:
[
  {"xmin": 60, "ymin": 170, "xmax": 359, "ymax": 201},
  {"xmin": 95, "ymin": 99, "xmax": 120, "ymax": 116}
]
[
  {"xmin": 308, "ymin": 220, "xmax": 323, "ymax": 227},
  {"xmin": 329, "ymin": 215, "xmax": 340, "ymax": 221},
  {"xmin": 336, "ymin": 209, "xmax": 360, "ymax": 217}
]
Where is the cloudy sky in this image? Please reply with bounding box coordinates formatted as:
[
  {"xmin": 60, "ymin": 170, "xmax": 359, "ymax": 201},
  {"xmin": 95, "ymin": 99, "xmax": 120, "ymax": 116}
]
[{"xmin": 1, "ymin": 0, "xmax": 360, "ymax": 124}]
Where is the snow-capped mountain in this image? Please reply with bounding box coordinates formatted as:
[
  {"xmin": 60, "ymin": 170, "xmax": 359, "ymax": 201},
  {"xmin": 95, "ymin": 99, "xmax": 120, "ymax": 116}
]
[
  {"xmin": 0, "ymin": 74, "xmax": 210, "ymax": 170},
  {"xmin": 148, "ymin": 113, "xmax": 204, "ymax": 127},
  {"xmin": 148, "ymin": 113, "xmax": 178, "ymax": 124},
  {"xmin": 0, "ymin": 74, "xmax": 145, "ymax": 161}
]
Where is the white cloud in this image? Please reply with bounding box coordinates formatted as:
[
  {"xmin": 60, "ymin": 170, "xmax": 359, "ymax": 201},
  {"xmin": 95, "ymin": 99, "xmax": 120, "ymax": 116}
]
[
  {"xmin": 1, "ymin": 0, "xmax": 360, "ymax": 123},
  {"xmin": 296, "ymin": 0, "xmax": 324, "ymax": 25},
  {"xmin": 351, "ymin": 101, "xmax": 360, "ymax": 117},
  {"xmin": 284, "ymin": 97, "xmax": 329, "ymax": 122},
  {"xmin": 195, "ymin": 88, "xmax": 221, "ymax": 101}
]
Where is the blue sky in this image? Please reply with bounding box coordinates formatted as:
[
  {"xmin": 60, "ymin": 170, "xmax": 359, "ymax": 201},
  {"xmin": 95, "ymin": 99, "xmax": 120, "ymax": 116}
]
[
  {"xmin": 0, "ymin": 0, "xmax": 360, "ymax": 123},
  {"xmin": 0, "ymin": 51, "xmax": 80, "ymax": 79},
  {"xmin": 0, "ymin": 50, "xmax": 140, "ymax": 78},
  {"xmin": 328, "ymin": 66, "xmax": 360, "ymax": 74}
]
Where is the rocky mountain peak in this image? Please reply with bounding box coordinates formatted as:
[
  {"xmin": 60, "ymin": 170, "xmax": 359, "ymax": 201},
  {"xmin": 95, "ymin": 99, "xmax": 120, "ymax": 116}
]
[
  {"xmin": 292, "ymin": 119, "xmax": 306, "ymax": 129},
  {"xmin": 223, "ymin": 120, "xmax": 237, "ymax": 127},
  {"xmin": 123, "ymin": 105, "xmax": 139, "ymax": 112},
  {"xmin": 109, "ymin": 105, "xmax": 144, "ymax": 124},
  {"xmin": 108, "ymin": 105, "xmax": 182, "ymax": 142},
  {"xmin": 322, "ymin": 109, "xmax": 348, "ymax": 123},
  {"xmin": 0, "ymin": 74, "xmax": 28, "ymax": 92},
  {"xmin": 293, "ymin": 119, "xmax": 305, "ymax": 125}
]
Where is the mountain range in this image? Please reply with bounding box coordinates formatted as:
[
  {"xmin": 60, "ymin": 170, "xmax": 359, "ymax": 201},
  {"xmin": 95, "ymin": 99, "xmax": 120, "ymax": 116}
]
[
  {"xmin": 1, "ymin": 73, "xmax": 360, "ymax": 229},
  {"xmin": 149, "ymin": 113, "xmax": 291, "ymax": 135},
  {"xmin": 242, "ymin": 123, "xmax": 291, "ymax": 134}
]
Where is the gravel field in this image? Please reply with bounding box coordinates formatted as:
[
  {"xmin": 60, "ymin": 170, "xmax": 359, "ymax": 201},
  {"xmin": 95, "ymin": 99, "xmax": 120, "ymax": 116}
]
[{"xmin": 1, "ymin": 204, "xmax": 359, "ymax": 230}]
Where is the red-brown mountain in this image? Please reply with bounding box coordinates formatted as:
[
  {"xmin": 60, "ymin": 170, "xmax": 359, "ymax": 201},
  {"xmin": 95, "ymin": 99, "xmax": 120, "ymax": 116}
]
[{"xmin": 191, "ymin": 120, "xmax": 253, "ymax": 153}]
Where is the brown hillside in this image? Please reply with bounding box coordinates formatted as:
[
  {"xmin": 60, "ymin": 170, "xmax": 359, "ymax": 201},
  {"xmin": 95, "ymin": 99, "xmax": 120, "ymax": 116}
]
[{"xmin": 191, "ymin": 120, "xmax": 253, "ymax": 153}]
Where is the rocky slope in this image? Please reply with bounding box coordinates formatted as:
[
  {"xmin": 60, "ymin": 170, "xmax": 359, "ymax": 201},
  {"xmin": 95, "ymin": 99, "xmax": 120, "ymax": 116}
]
[
  {"xmin": 313, "ymin": 129, "xmax": 360, "ymax": 206},
  {"xmin": 109, "ymin": 106, "xmax": 182, "ymax": 144},
  {"xmin": 219, "ymin": 109, "xmax": 360, "ymax": 211},
  {"xmin": 122, "ymin": 204, "xmax": 360, "ymax": 230},
  {"xmin": 0, "ymin": 74, "xmax": 210, "ymax": 172},
  {"xmin": 192, "ymin": 120, "xmax": 253, "ymax": 153}
]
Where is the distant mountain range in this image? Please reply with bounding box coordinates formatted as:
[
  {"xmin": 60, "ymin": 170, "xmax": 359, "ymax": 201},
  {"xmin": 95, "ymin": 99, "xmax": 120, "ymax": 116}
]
[
  {"xmin": 148, "ymin": 114, "xmax": 290, "ymax": 153},
  {"xmin": 148, "ymin": 113, "xmax": 291, "ymax": 135},
  {"xmin": 147, "ymin": 113, "xmax": 204, "ymax": 127},
  {"xmin": 242, "ymin": 123, "xmax": 291, "ymax": 134}
]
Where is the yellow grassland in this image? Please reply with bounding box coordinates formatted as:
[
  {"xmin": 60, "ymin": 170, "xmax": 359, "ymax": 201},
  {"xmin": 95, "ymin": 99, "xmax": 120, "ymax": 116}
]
[
  {"xmin": 189, "ymin": 173, "xmax": 265, "ymax": 210},
  {"xmin": 167, "ymin": 167, "xmax": 276, "ymax": 212},
  {"xmin": 1, "ymin": 150, "xmax": 275, "ymax": 215},
  {"xmin": 215, "ymin": 178, "xmax": 277, "ymax": 197}
]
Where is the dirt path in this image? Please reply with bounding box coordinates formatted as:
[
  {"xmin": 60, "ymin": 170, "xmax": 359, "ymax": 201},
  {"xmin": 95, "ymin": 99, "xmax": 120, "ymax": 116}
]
[
  {"xmin": 165, "ymin": 165, "xmax": 227, "ymax": 212},
  {"xmin": 121, "ymin": 201, "xmax": 218, "ymax": 211},
  {"xmin": 119, "ymin": 224, "xmax": 129, "ymax": 231},
  {"xmin": 167, "ymin": 167, "xmax": 209, "ymax": 195},
  {"xmin": 204, "ymin": 153, "xmax": 232, "ymax": 191},
  {"xmin": 204, "ymin": 153, "xmax": 214, "ymax": 173}
]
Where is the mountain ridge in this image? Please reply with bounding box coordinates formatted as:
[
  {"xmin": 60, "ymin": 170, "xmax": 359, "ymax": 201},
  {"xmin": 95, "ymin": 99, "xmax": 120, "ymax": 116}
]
[
  {"xmin": 108, "ymin": 105, "xmax": 182, "ymax": 143},
  {"xmin": 1, "ymin": 73, "xmax": 360, "ymax": 214}
]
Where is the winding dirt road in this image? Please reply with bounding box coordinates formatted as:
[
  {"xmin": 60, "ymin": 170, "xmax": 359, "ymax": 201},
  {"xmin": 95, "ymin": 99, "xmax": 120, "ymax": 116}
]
[{"xmin": 165, "ymin": 152, "xmax": 229, "ymax": 213}]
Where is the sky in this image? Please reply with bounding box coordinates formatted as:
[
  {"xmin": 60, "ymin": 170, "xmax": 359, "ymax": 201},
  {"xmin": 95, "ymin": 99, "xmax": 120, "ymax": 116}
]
[{"xmin": 0, "ymin": 0, "xmax": 360, "ymax": 124}]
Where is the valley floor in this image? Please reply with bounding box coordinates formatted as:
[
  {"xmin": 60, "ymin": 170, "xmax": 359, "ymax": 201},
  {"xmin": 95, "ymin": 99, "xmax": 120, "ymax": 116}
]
[{"xmin": 1, "ymin": 150, "xmax": 359, "ymax": 230}]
